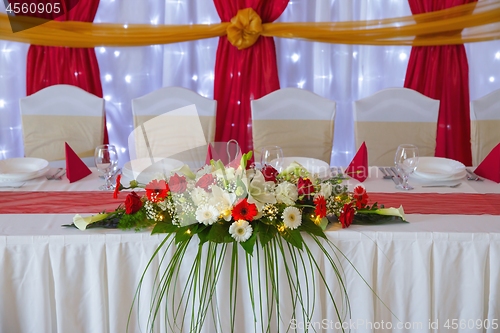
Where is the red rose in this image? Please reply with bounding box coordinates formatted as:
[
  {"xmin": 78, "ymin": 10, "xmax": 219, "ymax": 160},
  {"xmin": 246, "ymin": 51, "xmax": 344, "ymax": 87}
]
[
  {"xmin": 297, "ymin": 177, "xmax": 314, "ymax": 197},
  {"xmin": 168, "ymin": 174, "xmax": 187, "ymax": 193},
  {"xmin": 353, "ymin": 185, "xmax": 369, "ymax": 209},
  {"xmin": 125, "ymin": 191, "xmax": 143, "ymax": 214},
  {"xmin": 313, "ymin": 195, "xmax": 327, "ymax": 218},
  {"xmin": 195, "ymin": 173, "xmax": 215, "ymax": 191},
  {"xmin": 146, "ymin": 179, "xmax": 169, "ymax": 202},
  {"xmin": 339, "ymin": 203, "xmax": 355, "ymax": 228},
  {"xmin": 261, "ymin": 165, "xmax": 278, "ymax": 183}
]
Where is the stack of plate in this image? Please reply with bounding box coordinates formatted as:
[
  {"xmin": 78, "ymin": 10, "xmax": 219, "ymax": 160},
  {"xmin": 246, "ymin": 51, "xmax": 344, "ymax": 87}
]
[
  {"xmin": 0, "ymin": 157, "xmax": 49, "ymax": 182},
  {"xmin": 279, "ymin": 157, "xmax": 331, "ymax": 179},
  {"xmin": 411, "ymin": 157, "xmax": 466, "ymax": 182},
  {"xmin": 122, "ymin": 157, "xmax": 184, "ymax": 184}
]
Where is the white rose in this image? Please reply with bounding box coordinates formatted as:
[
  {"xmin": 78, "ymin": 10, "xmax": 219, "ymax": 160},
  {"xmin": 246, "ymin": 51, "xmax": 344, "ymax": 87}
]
[
  {"xmin": 317, "ymin": 182, "xmax": 333, "ymax": 199},
  {"xmin": 275, "ymin": 181, "xmax": 298, "ymax": 205}
]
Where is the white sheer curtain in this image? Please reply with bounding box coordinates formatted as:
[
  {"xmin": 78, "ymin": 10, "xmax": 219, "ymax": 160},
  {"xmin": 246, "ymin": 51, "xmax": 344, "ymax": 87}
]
[{"xmin": 1, "ymin": 0, "xmax": 499, "ymax": 167}]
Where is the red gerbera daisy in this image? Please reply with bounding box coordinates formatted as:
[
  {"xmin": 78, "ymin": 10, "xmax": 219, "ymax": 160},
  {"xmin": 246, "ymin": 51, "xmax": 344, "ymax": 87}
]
[
  {"xmin": 353, "ymin": 185, "xmax": 369, "ymax": 209},
  {"xmin": 146, "ymin": 179, "xmax": 169, "ymax": 203},
  {"xmin": 231, "ymin": 198, "xmax": 258, "ymax": 221},
  {"xmin": 113, "ymin": 174, "xmax": 122, "ymax": 199},
  {"xmin": 313, "ymin": 195, "xmax": 327, "ymax": 218},
  {"xmin": 339, "ymin": 203, "xmax": 355, "ymax": 228}
]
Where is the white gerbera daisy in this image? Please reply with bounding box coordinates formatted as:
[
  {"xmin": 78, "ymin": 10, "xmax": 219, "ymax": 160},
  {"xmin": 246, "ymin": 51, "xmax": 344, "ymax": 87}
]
[
  {"xmin": 229, "ymin": 220, "xmax": 253, "ymax": 242},
  {"xmin": 282, "ymin": 206, "xmax": 302, "ymax": 230},
  {"xmin": 195, "ymin": 204, "xmax": 220, "ymax": 225}
]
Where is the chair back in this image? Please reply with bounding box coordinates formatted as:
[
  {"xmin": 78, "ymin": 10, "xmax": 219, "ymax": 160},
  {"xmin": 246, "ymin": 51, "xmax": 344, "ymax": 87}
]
[
  {"xmin": 131, "ymin": 87, "xmax": 216, "ymax": 169},
  {"xmin": 251, "ymin": 88, "xmax": 336, "ymax": 163},
  {"xmin": 470, "ymin": 89, "xmax": 500, "ymax": 166},
  {"xmin": 354, "ymin": 87, "xmax": 439, "ymax": 166},
  {"xmin": 132, "ymin": 86, "xmax": 216, "ymax": 144},
  {"xmin": 19, "ymin": 84, "xmax": 104, "ymax": 162}
]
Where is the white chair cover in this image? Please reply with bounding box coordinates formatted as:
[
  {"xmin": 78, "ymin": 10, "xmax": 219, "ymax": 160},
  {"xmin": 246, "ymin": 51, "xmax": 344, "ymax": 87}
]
[
  {"xmin": 251, "ymin": 88, "xmax": 336, "ymax": 163},
  {"xmin": 470, "ymin": 89, "xmax": 500, "ymax": 166},
  {"xmin": 131, "ymin": 87, "xmax": 217, "ymax": 169},
  {"xmin": 19, "ymin": 84, "xmax": 104, "ymax": 162},
  {"xmin": 354, "ymin": 87, "xmax": 440, "ymax": 166}
]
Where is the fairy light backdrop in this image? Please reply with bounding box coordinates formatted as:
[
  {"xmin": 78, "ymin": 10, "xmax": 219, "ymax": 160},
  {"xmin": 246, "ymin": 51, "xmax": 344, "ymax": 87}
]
[{"xmin": 0, "ymin": 0, "xmax": 499, "ymax": 166}]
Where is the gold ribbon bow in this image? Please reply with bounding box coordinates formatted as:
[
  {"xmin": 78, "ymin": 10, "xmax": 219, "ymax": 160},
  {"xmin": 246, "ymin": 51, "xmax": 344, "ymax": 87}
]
[{"xmin": 226, "ymin": 8, "xmax": 263, "ymax": 50}]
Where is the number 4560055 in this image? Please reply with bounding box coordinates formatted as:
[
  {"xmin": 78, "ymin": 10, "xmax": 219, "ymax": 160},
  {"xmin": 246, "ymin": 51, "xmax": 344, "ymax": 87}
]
[{"xmin": 5, "ymin": 2, "xmax": 61, "ymax": 15}]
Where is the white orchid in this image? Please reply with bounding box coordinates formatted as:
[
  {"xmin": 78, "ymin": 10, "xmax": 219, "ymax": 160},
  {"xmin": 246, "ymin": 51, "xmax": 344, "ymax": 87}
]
[
  {"xmin": 246, "ymin": 170, "xmax": 276, "ymax": 211},
  {"xmin": 210, "ymin": 185, "xmax": 237, "ymax": 221}
]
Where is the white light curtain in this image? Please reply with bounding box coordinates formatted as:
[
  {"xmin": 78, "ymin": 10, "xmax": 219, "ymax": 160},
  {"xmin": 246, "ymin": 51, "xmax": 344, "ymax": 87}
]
[{"xmin": 0, "ymin": 1, "xmax": 499, "ymax": 166}]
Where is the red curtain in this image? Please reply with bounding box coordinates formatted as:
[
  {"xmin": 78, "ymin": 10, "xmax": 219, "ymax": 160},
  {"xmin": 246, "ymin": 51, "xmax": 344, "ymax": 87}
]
[
  {"xmin": 213, "ymin": 0, "xmax": 289, "ymax": 154},
  {"xmin": 404, "ymin": 0, "xmax": 475, "ymax": 166},
  {"xmin": 25, "ymin": 0, "xmax": 106, "ymax": 143}
]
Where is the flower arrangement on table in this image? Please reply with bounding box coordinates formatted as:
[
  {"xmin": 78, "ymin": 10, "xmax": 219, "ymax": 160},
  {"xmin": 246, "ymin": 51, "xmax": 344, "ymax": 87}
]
[{"xmin": 71, "ymin": 151, "xmax": 405, "ymax": 332}]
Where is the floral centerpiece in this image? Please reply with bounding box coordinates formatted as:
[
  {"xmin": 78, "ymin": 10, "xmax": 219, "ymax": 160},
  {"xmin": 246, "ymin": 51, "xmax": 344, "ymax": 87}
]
[{"xmin": 71, "ymin": 151, "xmax": 405, "ymax": 332}]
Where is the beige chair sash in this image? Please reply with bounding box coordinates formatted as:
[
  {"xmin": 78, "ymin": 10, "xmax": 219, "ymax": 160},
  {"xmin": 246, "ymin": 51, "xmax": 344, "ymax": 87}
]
[
  {"xmin": 355, "ymin": 121, "xmax": 436, "ymax": 166},
  {"xmin": 253, "ymin": 119, "xmax": 334, "ymax": 163},
  {"xmin": 22, "ymin": 115, "xmax": 104, "ymax": 161},
  {"xmin": 471, "ymin": 119, "xmax": 500, "ymax": 166}
]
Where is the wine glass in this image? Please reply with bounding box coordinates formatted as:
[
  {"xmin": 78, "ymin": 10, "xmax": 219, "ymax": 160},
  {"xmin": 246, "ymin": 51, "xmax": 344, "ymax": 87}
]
[
  {"xmin": 394, "ymin": 144, "xmax": 419, "ymax": 190},
  {"xmin": 94, "ymin": 144, "xmax": 119, "ymax": 190},
  {"xmin": 260, "ymin": 145, "xmax": 284, "ymax": 172}
]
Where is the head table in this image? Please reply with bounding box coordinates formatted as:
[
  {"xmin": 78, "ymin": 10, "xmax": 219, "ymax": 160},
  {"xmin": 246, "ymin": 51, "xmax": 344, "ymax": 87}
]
[{"xmin": 0, "ymin": 167, "xmax": 499, "ymax": 333}]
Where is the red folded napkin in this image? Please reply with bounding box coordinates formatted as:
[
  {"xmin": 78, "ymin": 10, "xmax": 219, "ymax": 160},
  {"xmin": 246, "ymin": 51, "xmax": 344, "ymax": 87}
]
[
  {"xmin": 345, "ymin": 141, "xmax": 368, "ymax": 182},
  {"xmin": 474, "ymin": 142, "xmax": 500, "ymax": 183},
  {"xmin": 65, "ymin": 142, "xmax": 92, "ymax": 183}
]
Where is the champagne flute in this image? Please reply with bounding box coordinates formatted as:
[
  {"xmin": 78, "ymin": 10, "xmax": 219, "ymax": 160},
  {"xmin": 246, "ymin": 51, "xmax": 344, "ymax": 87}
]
[
  {"xmin": 394, "ymin": 144, "xmax": 419, "ymax": 190},
  {"xmin": 260, "ymin": 145, "xmax": 284, "ymax": 173},
  {"xmin": 94, "ymin": 144, "xmax": 119, "ymax": 190}
]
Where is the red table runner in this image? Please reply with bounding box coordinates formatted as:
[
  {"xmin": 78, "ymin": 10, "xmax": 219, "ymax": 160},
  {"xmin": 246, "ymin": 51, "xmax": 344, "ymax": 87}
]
[{"xmin": 1, "ymin": 191, "xmax": 500, "ymax": 215}]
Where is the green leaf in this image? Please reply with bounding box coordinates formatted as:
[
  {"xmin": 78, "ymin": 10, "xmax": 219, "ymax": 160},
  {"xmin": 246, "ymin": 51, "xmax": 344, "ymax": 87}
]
[
  {"xmin": 197, "ymin": 225, "xmax": 210, "ymax": 245},
  {"xmin": 280, "ymin": 228, "xmax": 304, "ymax": 250},
  {"xmin": 300, "ymin": 216, "xmax": 327, "ymax": 238},
  {"xmin": 207, "ymin": 222, "xmax": 233, "ymax": 243},
  {"xmin": 353, "ymin": 214, "xmax": 407, "ymax": 224},
  {"xmin": 258, "ymin": 223, "xmax": 277, "ymax": 247},
  {"xmin": 174, "ymin": 225, "xmax": 196, "ymax": 243},
  {"xmin": 151, "ymin": 220, "xmax": 178, "ymax": 234},
  {"xmin": 240, "ymin": 231, "xmax": 257, "ymax": 255}
]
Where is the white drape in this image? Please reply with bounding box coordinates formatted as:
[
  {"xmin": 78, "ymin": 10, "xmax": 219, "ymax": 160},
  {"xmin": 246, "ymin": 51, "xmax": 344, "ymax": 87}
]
[{"xmin": 0, "ymin": 0, "xmax": 499, "ymax": 166}]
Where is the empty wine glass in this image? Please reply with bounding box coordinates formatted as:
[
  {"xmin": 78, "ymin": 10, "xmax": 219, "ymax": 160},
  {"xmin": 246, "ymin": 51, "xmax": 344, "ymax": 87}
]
[
  {"xmin": 260, "ymin": 145, "xmax": 284, "ymax": 172},
  {"xmin": 394, "ymin": 144, "xmax": 419, "ymax": 190},
  {"xmin": 94, "ymin": 144, "xmax": 119, "ymax": 190}
]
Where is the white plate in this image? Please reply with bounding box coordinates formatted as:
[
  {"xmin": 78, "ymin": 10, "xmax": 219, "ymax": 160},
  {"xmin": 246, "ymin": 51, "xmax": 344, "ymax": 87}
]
[
  {"xmin": 0, "ymin": 157, "xmax": 50, "ymax": 182},
  {"xmin": 411, "ymin": 157, "xmax": 466, "ymax": 181},
  {"xmin": 280, "ymin": 157, "xmax": 331, "ymax": 178},
  {"xmin": 123, "ymin": 157, "xmax": 184, "ymax": 183}
]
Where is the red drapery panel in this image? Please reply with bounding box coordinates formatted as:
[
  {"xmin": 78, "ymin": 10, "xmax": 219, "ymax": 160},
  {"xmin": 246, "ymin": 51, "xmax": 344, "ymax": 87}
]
[
  {"xmin": 24, "ymin": 0, "xmax": 106, "ymax": 143},
  {"xmin": 213, "ymin": 0, "xmax": 289, "ymax": 154},
  {"xmin": 404, "ymin": 0, "xmax": 475, "ymax": 166}
]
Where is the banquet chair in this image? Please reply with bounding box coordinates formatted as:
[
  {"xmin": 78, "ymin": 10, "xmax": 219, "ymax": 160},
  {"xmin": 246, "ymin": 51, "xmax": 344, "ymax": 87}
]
[
  {"xmin": 251, "ymin": 88, "xmax": 336, "ymax": 163},
  {"xmin": 470, "ymin": 89, "xmax": 500, "ymax": 166},
  {"xmin": 130, "ymin": 87, "xmax": 217, "ymax": 169},
  {"xmin": 353, "ymin": 87, "xmax": 440, "ymax": 166},
  {"xmin": 19, "ymin": 84, "xmax": 105, "ymax": 164}
]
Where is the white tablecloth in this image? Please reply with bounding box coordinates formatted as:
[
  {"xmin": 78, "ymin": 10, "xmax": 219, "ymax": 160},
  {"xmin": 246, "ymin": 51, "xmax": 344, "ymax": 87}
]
[{"xmin": 1, "ymin": 168, "xmax": 500, "ymax": 333}]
